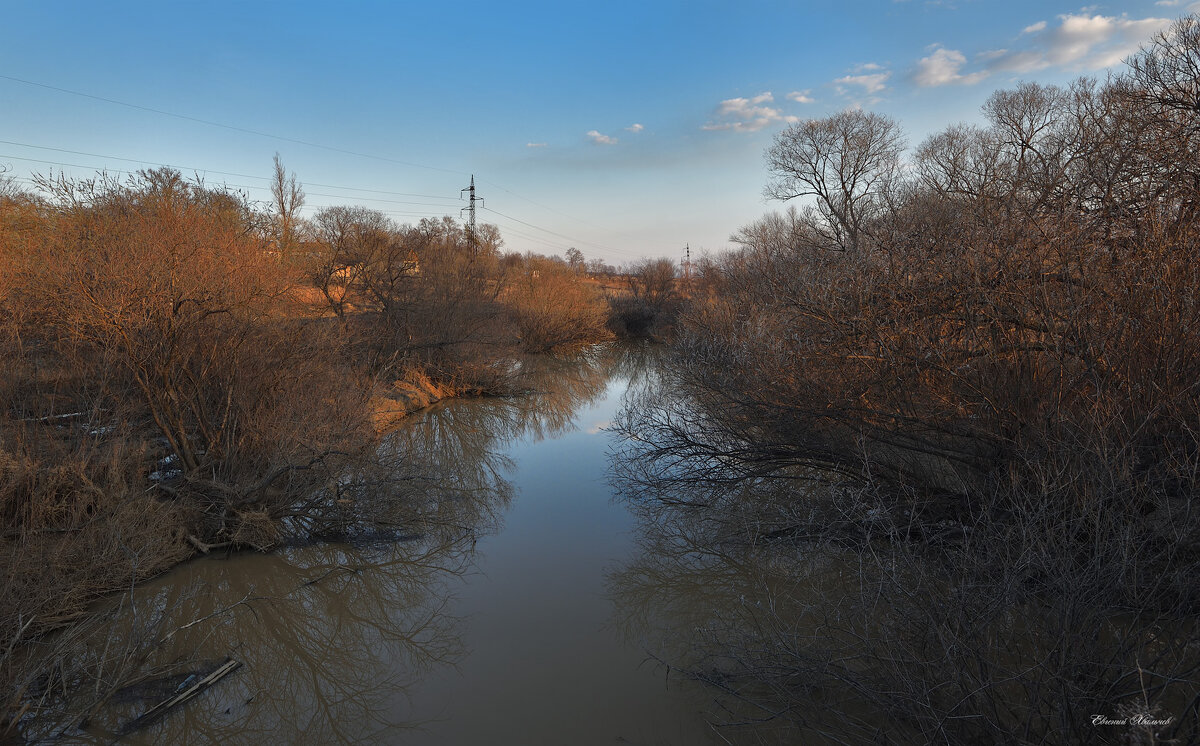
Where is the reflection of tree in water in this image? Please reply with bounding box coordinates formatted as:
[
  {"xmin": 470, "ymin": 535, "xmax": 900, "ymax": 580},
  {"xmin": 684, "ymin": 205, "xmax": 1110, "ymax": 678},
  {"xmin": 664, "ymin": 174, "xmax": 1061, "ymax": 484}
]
[
  {"xmin": 504, "ymin": 344, "xmax": 627, "ymax": 442},
  {"xmin": 106, "ymin": 540, "xmax": 467, "ymax": 744},
  {"xmin": 367, "ymin": 346, "xmax": 613, "ymax": 538},
  {"xmin": 610, "ymin": 367, "xmax": 1200, "ymax": 746},
  {"xmin": 596, "ymin": 339, "xmax": 658, "ymax": 392},
  {"xmin": 607, "ymin": 447, "xmax": 865, "ymax": 746},
  {"xmin": 18, "ymin": 524, "xmax": 473, "ymax": 743},
  {"xmin": 608, "ymin": 359, "xmax": 812, "ymax": 744},
  {"xmin": 328, "ymin": 345, "xmax": 615, "ymax": 542},
  {"xmin": 22, "ymin": 347, "xmax": 625, "ymax": 744}
]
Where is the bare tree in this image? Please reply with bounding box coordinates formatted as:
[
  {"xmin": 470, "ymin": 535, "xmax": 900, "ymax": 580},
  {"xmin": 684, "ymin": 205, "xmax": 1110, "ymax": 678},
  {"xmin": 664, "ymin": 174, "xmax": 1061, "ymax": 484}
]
[
  {"xmin": 914, "ymin": 123, "xmax": 1006, "ymax": 203},
  {"xmin": 270, "ymin": 153, "xmax": 305, "ymax": 264},
  {"xmin": 765, "ymin": 109, "xmax": 905, "ymax": 252},
  {"xmin": 634, "ymin": 22, "xmax": 1200, "ymax": 743},
  {"xmin": 1126, "ymin": 14, "xmax": 1200, "ymax": 117},
  {"xmin": 1125, "ymin": 15, "xmax": 1200, "ymax": 230},
  {"xmin": 565, "ymin": 247, "xmax": 585, "ymax": 275},
  {"xmin": 307, "ymin": 205, "xmax": 395, "ymax": 319},
  {"xmin": 626, "ymin": 258, "xmax": 676, "ymax": 307}
]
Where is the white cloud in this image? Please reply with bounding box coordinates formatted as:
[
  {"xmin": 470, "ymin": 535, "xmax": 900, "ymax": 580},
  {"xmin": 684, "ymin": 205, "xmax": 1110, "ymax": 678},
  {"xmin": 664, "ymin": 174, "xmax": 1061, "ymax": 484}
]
[
  {"xmin": 526, "ymin": 142, "xmax": 547, "ymax": 148},
  {"xmin": 986, "ymin": 13, "xmax": 1170, "ymax": 73},
  {"xmin": 702, "ymin": 91, "xmax": 799, "ymax": 132},
  {"xmin": 909, "ymin": 12, "xmax": 1171, "ymax": 91},
  {"xmin": 587, "ymin": 130, "xmax": 617, "ymax": 145},
  {"xmin": 1154, "ymin": 0, "xmax": 1181, "ymax": 6},
  {"xmin": 914, "ymin": 47, "xmax": 990, "ymax": 86},
  {"xmin": 716, "ymin": 91, "xmax": 774, "ymax": 114},
  {"xmin": 834, "ymin": 70, "xmax": 892, "ymax": 95},
  {"xmin": 786, "ymin": 89, "xmax": 815, "ymax": 103},
  {"xmin": 625, "ymin": 123, "xmax": 644, "ymax": 133}
]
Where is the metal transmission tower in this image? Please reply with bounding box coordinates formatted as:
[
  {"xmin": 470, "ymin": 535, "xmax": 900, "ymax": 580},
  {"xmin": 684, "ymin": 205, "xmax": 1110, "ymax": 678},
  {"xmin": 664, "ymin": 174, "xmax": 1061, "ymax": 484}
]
[{"xmin": 461, "ymin": 175, "xmax": 484, "ymax": 256}]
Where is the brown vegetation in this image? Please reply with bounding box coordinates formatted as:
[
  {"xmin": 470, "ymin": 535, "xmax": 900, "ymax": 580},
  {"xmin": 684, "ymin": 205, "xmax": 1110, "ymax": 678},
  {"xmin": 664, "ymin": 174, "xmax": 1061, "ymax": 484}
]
[
  {"xmin": 503, "ymin": 254, "xmax": 611, "ymax": 353},
  {"xmin": 0, "ymin": 161, "xmax": 614, "ymax": 734},
  {"xmin": 616, "ymin": 17, "xmax": 1200, "ymax": 744},
  {"xmin": 605, "ymin": 257, "xmax": 682, "ymax": 339}
]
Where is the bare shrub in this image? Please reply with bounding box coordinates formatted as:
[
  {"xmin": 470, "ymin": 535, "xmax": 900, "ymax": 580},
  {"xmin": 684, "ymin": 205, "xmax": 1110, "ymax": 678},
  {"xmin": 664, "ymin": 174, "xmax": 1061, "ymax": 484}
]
[
  {"xmin": 306, "ymin": 210, "xmax": 518, "ymax": 390},
  {"xmin": 503, "ymin": 255, "xmax": 611, "ymax": 353},
  {"xmin": 12, "ymin": 170, "xmax": 375, "ymax": 530},
  {"xmin": 613, "ymin": 371, "xmax": 1200, "ymax": 744},
  {"xmin": 608, "ymin": 257, "xmax": 681, "ymax": 339},
  {"xmin": 618, "ymin": 16, "xmax": 1200, "ymax": 743},
  {"xmin": 0, "ymin": 168, "xmax": 378, "ymax": 712}
]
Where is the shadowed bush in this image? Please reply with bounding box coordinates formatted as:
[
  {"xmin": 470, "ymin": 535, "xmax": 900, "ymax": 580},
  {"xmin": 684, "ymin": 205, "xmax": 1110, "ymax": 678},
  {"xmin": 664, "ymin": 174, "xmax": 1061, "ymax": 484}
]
[
  {"xmin": 606, "ymin": 257, "xmax": 681, "ymax": 340},
  {"xmin": 614, "ymin": 17, "xmax": 1200, "ymax": 744}
]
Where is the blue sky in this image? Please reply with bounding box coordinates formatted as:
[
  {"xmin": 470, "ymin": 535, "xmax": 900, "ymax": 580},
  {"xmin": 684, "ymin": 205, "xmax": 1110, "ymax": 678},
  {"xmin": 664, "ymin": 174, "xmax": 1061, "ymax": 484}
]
[{"xmin": 1, "ymin": 0, "xmax": 1194, "ymax": 263}]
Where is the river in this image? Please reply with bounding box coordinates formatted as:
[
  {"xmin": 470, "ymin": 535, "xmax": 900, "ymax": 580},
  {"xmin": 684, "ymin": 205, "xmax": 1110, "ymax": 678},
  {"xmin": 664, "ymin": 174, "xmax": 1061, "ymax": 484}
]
[{"xmin": 61, "ymin": 344, "xmax": 721, "ymax": 745}]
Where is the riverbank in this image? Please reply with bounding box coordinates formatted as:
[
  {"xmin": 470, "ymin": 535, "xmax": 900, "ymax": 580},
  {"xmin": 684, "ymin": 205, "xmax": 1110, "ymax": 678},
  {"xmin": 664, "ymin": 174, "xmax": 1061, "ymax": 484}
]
[
  {"xmin": 369, "ymin": 369, "xmax": 458, "ymax": 432},
  {"xmin": 4, "ymin": 345, "xmax": 686, "ymax": 743},
  {"xmin": 0, "ymin": 347, "xmax": 579, "ymax": 738},
  {"xmin": 0, "ymin": 168, "xmax": 629, "ymax": 737}
]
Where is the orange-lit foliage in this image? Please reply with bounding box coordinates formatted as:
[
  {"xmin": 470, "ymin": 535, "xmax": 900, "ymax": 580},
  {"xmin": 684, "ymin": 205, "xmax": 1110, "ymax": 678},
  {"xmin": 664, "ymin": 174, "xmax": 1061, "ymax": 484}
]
[
  {"xmin": 504, "ymin": 254, "xmax": 611, "ymax": 353},
  {"xmin": 0, "ymin": 170, "xmax": 373, "ymax": 675}
]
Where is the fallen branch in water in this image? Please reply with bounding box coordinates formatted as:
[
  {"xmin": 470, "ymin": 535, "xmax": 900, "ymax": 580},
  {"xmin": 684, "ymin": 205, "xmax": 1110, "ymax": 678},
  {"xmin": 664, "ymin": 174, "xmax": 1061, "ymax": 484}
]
[
  {"xmin": 119, "ymin": 657, "xmax": 242, "ymax": 735},
  {"xmin": 186, "ymin": 535, "xmax": 231, "ymax": 554}
]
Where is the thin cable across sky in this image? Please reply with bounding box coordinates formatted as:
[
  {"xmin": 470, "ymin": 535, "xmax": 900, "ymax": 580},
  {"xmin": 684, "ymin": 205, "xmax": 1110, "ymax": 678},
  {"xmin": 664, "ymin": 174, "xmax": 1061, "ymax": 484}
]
[{"xmin": 0, "ymin": 75, "xmax": 645, "ymax": 257}]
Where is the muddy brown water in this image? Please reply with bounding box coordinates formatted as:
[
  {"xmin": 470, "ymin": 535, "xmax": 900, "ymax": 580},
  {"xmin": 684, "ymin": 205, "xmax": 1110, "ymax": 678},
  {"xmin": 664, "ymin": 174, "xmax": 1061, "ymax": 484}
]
[{"xmin": 68, "ymin": 347, "xmax": 721, "ymax": 745}]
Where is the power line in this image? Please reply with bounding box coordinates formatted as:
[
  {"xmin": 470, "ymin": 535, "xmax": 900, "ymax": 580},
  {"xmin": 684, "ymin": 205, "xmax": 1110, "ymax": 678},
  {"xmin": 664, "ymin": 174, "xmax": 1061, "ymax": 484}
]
[
  {"xmin": 0, "ymin": 76, "xmax": 640, "ymax": 253},
  {"xmin": 0, "ymin": 74, "xmax": 463, "ymax": 176},
  {"xmin": 304, "ymin": 204, "xmax": 448, "ymax": 219},
  {"xmin": 476, "ymin": 177, "xmax": 620, "ymax": 235},
  {"xmin": 3, "ymin": 171, "xmax": 458, "ymax": 221},
  {"xmin": 0, "ymin": 145, "xmax": 644, "ymax": 258},
  {"xmin": 5, "ymin": 164, "xmax": 641, "ymax": 256},
  {"xmin": 0, "ymin": 139, "xmax": 459, "ymax": 200},
  {"xmin": 482, "ymin": 218, "xmax": 568, "ymax": 251},
  {"xmin": 6, "ymin": 166, "xmax": 635, "ymax": 256},
  {"xmin": 480, "ymin": 206, "xmax": 642, "ymax": 257},
  {"xmin": 0, "ymin": 153, "xmax": 462, "ymax": 209},
  {"xmin": 6, "ymin": 171, "xmax": 572, "ymax": 246}
]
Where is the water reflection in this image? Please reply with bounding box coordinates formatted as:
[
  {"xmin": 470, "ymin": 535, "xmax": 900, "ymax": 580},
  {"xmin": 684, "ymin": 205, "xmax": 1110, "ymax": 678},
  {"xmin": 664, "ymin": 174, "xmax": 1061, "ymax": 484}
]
[
  {"xmin": 83, "ymin": 541, "xmax": 468, "ymax": 744},
  {"xmin": 282, "ymin": 347, "xmax": 615, "ymax": 547},
  {"xmin": 25, "ymin": 348, "xmax": 624, "ymax": 744},
  {"xmin": 606, "ymin": 469, "xmax": 854, "ymax": 745},
  {"xmin": 605, "ymin": 357, "xmax": 899, "ymax": 745},
  {"xmin": 607, "ymin": 358, "xmax": 1200, "ymax": 746}
]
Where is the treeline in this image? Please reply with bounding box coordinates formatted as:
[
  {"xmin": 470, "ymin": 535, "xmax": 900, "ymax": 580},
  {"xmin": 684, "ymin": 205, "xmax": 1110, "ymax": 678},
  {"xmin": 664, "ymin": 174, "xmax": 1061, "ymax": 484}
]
[
  {"xmin": 0, "ymin": 162, "xmax": 633, "ymax": 727},
  {"xmin": 622, "ymin": 16, "xmax": 1200, "ymax": 744}
]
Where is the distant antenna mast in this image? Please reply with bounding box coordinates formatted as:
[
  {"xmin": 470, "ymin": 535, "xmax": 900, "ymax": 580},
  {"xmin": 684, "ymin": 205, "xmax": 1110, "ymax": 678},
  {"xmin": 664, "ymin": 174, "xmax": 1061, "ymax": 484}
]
[
  {"xmin": 684, "ymin": 243, "xmax": 692, "ymax": 299},
  {"xmin": 461, "ymin": 175, "xmax": 484, "ymax": 255}
]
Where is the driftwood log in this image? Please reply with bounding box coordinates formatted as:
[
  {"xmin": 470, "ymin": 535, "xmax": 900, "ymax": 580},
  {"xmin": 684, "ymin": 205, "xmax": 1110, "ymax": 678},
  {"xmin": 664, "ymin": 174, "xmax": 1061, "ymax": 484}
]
[{"xmin": 119, "ymin": 657, "xmax": 242, "ymax": 735}]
